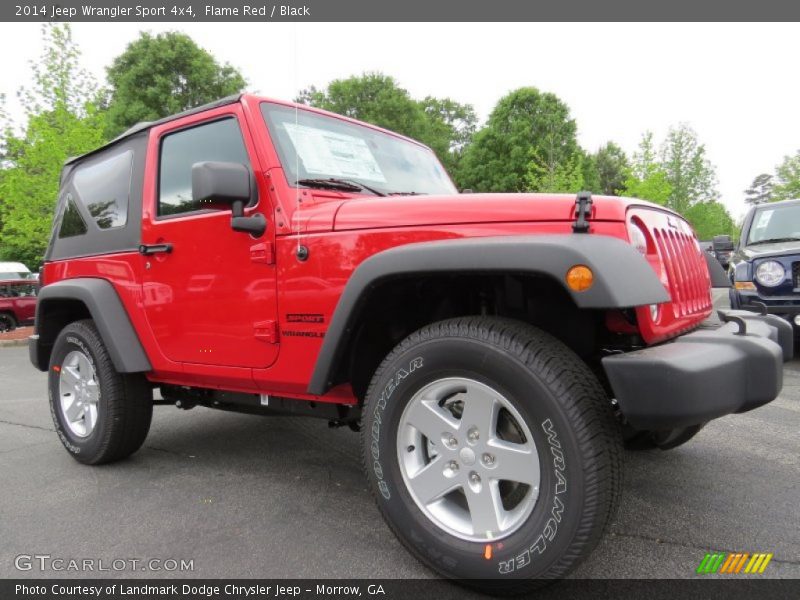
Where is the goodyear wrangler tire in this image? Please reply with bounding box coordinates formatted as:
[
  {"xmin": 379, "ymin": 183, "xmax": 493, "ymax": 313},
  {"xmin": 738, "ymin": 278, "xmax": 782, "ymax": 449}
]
[
  {"xmin": 48, "ymin": 320, "xmax": 152, "ymax": 465},
  {"xmin": 361, "ymin": 317, "xmax": 622, "ymax": 593}
]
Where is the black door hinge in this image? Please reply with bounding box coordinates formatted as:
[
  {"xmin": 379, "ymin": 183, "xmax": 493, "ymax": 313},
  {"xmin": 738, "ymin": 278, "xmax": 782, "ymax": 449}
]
[{"xmin": 572, "ymin": 192, "xmax": 593, "ymax": 233}]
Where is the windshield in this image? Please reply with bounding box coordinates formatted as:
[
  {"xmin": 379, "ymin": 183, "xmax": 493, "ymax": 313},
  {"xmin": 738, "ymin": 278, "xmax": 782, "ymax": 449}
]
[
  {"xmin": 748, "ymin": 203, "xmax": 800, "ymax": 245},
  {"xmin": 261, "ymin": 103, "xmax": 456, "ymax": 196}
]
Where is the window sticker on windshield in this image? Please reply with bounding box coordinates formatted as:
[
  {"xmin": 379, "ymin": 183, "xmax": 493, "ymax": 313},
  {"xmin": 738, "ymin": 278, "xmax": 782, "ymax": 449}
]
[
  {"xmin": 755, "ymin": 209, "xmax": 774, "ymax": 229},
  {"xmin": 283, "ymin": 123, "xmax": 387, "ymax": 183}
]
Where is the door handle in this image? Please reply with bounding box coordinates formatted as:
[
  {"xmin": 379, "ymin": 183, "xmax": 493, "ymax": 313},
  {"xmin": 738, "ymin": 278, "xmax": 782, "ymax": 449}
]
[{"xmin": 138, "ymin": 243, "xmax": 173, "ymax": 255}]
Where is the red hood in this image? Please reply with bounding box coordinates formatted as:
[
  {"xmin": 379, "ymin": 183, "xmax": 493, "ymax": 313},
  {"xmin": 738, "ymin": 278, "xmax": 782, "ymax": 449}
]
[
  {"xmin": 331, "ymin": 193, "xmax": 660, "ymax": 231},
  {"xmin": 288, "ymin": 192, "xmax": 672, "ymax": 234}
]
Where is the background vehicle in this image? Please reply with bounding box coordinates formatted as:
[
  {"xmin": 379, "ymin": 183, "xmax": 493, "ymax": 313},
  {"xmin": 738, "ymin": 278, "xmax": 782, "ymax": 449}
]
[
  {"xmin": 729, "ymin": 198, "xmax": 800, "ymax": 338},
  {"xmin": 711, "ymin": 235, "xmax": 734, "ymax": 269},
  {"xmin": 0, "ymin": 261, "xmax": 32, "ymax": 280},
  {"xmin": 0, "ymin": 279, "xmax": 38, "ymax": 332},
  {"xmin": 27, "ymin": 95, "xmax": 790, "ymax": 591}
]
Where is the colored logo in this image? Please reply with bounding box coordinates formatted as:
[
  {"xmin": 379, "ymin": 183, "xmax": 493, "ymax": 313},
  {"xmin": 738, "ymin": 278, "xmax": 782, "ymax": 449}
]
[{"xmin": 696, "ymin": 552, "xmax": 773, "ymax": 574}]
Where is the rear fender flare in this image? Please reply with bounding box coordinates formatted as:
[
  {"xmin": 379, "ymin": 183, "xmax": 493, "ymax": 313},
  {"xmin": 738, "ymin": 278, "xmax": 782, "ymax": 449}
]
[{"xmin": 33, "ymin": 278, "xmax": 150, "ymax": 373}]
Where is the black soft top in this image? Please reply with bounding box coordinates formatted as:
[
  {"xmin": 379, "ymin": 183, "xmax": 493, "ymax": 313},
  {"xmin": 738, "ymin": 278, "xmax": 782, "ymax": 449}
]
[{"xmin": 65, "ymin": 94, "xmax": 242, "ymax": 166}]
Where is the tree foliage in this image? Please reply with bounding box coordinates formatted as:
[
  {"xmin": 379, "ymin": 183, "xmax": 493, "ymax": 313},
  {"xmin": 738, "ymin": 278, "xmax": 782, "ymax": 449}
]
[
  {"xmin": 744, "ymin": 173, "xmax": 774, "ymax": 205},
  {"xmin": 105, "ymin": 31, "xmax": 246, "ymax": 137},
  {"xmin": 592, "ymin": 142, "xmax": 629, "ymax": 195},
  {"xmin": 458, "ymin": 87, "xmax": 577, "ymax": 193},
  {"xmin": 772, "ymin": 150, "xmax": 800, "ymax": 202},
  {"xmin": 622, "ymin": 132, "xmax": 672, "ymax": 205},
  {"xmin": 659, "ymin": 123, "xmax": 718, "ymax": 214},
  {"xmin": 297, "ymin": 73, "xmax": 476, "ymax": 177},
  {"xmin": 526, "ymin": 151, "xmax": 585, "ymax": 193},
  {"xmin": 0, "ymin": 25, "xmax": 105, "ymax": 268},
  {"xmin": 684, "ymin": 201, "xmax": 736, "ymax": 240}
]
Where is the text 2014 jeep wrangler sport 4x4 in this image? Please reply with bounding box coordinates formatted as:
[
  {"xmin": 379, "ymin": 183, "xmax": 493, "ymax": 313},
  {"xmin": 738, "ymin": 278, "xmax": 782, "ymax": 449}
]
[{"xmin": 29, "ymin": 94, "xmax": 791, "ymax": 591}]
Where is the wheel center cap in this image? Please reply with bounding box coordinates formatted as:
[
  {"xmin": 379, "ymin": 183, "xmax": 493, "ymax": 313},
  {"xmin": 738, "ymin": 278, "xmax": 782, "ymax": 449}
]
[{"xmin": 459, "ymin": 447, "xmax": 476, "ymax": 465}]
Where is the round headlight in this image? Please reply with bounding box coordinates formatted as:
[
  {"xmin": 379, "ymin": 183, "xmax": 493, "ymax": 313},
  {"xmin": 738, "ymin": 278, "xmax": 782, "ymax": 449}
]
[
  {"xmin": 755, "ymin": 260, "xmax": 785, "ymax": 287},
  {"xmin": 628, "ymin": 222, "xmax": 648, "ymax": 255}
]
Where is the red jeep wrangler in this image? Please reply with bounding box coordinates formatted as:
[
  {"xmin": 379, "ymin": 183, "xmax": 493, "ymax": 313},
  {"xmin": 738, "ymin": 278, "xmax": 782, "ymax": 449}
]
[
  {"xmin": 29, "ymin": 94, "xmax": 790, "ymax": 590},
  {"xmin": 0, "ymin": 279, "xmax": 38, "ymax": 332}
]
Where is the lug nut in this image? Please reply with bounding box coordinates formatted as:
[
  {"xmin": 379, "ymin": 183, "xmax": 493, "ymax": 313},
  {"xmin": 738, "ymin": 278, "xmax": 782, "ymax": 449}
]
[
  {"xmin": 482, "ymin": 453, "xmax": 495, "ymax": 467},
  {"xmin": 448, "ymin": 460, "xmax": 459, "ymax": 471},
  {"xmin": 467, "ymin": 427, "xmax": 480, "ymax": 443},
  {"xmin": 470, "ymin": 472, "xmax": 481, "ymax": 485},
  {"xmin": 442, "ymin": 433, "xmax": 458, "ymax": 449}
]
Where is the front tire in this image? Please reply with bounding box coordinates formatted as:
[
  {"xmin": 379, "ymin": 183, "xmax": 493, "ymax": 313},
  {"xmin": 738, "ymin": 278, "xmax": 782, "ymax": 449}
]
[
  {"xmin": 0, "ymin": 312, "xmax": 17, "ymax": 332},
  {"xmin": 49, "ymin": 320, "xmax": 152, "ymax": 465},
  {"xmin": 361, "ymin": 317, "xmax": 622, "ymax": 592}
]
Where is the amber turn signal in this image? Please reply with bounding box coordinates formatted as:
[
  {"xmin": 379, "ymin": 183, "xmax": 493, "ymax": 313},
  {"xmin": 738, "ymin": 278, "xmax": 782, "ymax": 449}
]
[
  {"xmin": 734, "ymin": 282, "xmax": 756, "ymax": 291},
  {"xmin": 566, "ymin": 265, "xmax": 594, "ymax": 292}
]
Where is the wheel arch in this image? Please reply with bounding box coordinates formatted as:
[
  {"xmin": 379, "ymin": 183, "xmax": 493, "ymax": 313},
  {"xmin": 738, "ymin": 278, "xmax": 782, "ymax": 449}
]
[
  {"xmin": 31, "ymin": 278, "xmax": 151, "ymax": 373},
  {"xmin": 308, "ymin": 234, "xmax": 669, "ymax": 396}
]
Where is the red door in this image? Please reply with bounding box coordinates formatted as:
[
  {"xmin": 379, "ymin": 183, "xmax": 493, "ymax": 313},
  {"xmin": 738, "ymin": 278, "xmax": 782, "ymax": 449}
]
[{"xmin": 140, "ymin": 105, "xmax": 278, "ymax": 369}]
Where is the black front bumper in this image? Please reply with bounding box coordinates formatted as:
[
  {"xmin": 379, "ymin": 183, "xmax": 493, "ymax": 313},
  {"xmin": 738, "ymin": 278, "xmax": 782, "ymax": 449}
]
[{"xmin": 602, "ymin": 312, "xmax": 792, "ymax": 430}]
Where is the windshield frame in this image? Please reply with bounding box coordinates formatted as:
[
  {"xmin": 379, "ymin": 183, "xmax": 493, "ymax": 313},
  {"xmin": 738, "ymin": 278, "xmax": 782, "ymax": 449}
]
[{"xmin": 259, "ymin": 101, "xmax": 457, "ymax": 197}]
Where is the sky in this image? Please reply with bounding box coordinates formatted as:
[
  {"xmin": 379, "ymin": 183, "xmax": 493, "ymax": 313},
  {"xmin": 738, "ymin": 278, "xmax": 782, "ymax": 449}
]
[{"xmin": 0, "ymin": 22, "xmax": 798, "ymax": 220}]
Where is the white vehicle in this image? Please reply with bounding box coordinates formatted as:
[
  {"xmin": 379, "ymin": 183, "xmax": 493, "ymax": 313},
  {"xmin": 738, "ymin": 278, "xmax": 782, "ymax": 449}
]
[{"xmin": 0, "ymin": 262, "xmax": 32, "ymax": 280}]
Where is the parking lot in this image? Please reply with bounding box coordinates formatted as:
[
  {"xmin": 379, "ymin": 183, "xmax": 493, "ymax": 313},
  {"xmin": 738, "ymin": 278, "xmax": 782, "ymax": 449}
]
[{"xmin": 1, "ymin": 292, "xmax": 798, "ymax": 581}]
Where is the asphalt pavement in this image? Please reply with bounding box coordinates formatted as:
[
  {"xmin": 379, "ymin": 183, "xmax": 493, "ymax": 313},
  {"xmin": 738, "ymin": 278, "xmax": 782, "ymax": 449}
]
[{"xmin": 0, "ymin": 291, "xmax": 798, "ymax": 581}]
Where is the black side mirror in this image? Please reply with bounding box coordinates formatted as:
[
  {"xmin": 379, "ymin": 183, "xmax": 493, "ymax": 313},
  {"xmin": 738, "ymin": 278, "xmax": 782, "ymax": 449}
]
[{"xmin": 191, "ymin": 161, "xmax": 266, "ymax": 237}]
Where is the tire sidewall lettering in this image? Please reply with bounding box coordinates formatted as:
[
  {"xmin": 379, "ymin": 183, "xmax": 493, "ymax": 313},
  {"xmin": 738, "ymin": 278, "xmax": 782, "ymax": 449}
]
[{"xmin": 370, "ymin": 357, "xmax": 424, "ymax": 501}]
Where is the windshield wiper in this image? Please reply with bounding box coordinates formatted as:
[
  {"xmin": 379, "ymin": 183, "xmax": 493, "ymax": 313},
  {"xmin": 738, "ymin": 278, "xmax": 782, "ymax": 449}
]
[
  {"xmin": 387, "ymin": 191, "xmax": 424, "ymax": 196},
  {"xmin": 748, "ymin": 237, "xmax": 800, "ymax": 246},
  {"xmin": 296, "ymin": 178, "xmax": 386, "ymax": 197}
]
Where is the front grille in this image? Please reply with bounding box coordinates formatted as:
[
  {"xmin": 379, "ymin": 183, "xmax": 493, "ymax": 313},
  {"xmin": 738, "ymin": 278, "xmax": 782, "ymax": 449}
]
[
  {"xmin": 793, "ymin": 262, "xmax": 800, "ymax": 288},
  {"xmin": 652, "ymin": 228, "xmax": 712, "ymax": 318}
]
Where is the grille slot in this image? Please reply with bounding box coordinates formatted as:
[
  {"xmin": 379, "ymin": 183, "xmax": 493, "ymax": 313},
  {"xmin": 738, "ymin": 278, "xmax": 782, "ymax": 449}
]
[
  {"xmin": 793, "ymin": 262, "xmax": 800, "ymax": 289},
  {"xmin": 653, "ymin": 228, "xmax": 712, "ymax": 318}
]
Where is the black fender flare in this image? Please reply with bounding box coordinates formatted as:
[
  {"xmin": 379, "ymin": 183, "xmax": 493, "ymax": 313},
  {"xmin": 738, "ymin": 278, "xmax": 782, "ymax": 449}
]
[
  {"xmin": 33, "ymin": 278, "xmax": 151, "ymax": 373},
  {"xmin": 308, "ymin": 234, "xmax": 670, "ymax": 395}
]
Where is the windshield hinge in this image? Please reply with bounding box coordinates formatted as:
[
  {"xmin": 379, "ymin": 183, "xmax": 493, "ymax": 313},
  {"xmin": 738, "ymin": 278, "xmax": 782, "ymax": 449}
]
[
  {"xmin": 250, "ymin": 242, "xmax": 274, "ymax": 265},
  {"xmin": 254, "ymin": 320, "xmax": 278, "ymax": 344},
  {"xmin": 572, "ymin": 191, "xmax": 593, "ymax": 233}
]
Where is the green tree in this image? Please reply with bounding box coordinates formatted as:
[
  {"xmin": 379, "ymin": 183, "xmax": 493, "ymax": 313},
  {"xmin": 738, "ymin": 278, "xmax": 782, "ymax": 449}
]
[
  {"xmin": 772, "ymin": 150, "xmax": 800, "ymax": 202},
  {"xmin": 297, "ymin": 73, "xmax": 476, "ymax": 177},
  {"xmin": 0, "ymin": 24, "xmax": 105, "ymax": 268},
  {"xmin": 592, "ymin": 142, "xmax": 628, "ymax": 195},
  {"xmin": 622, "ymin": 132, "xmax": 672, "ymax": 205},
  {"xmin": 526, "ymin": 150, "xmax": 585, "ymax": 193},
  {"xmin": 683, "ymin": 201, "xmax": 736, "ymax": 240},
  {"xmin": 418, "ymin": 95, "xmax": 477, "ymax": 176},
  {"xmin": 458, "ymin": 87, "xmax": 578, "ymax": 192},
  {"xmin": 105, "ymin": 31, "xmax": 246, "ymax": 137},
  {"xmin": 659, "ymin": 123, "xmax": 718, "ymax": 214},
  {"xmin": 744, "ymin": 173, "xmax": 774, "ymax": 205}
]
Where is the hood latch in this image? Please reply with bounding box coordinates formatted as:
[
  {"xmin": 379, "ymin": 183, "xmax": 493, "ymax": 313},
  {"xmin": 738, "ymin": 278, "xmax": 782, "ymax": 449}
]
[{"xmin": 572, "ymin": 191, "xmax": 593, "ymax": 233}]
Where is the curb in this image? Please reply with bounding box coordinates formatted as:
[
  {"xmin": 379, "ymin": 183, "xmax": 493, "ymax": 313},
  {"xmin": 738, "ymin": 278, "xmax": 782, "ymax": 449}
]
[{"xmin": 0, "ymin": 338, "xmax": 29, "ymax": 348}]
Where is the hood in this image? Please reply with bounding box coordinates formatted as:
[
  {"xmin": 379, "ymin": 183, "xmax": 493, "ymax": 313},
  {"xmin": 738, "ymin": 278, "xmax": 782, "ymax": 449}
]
[
  {"xmin": 331, "ymin": 193, "xmax": 655, "ymax": 232},
  {"xmin": 740, "ymin": 240, "xmax": 800, "ymax": 260}
]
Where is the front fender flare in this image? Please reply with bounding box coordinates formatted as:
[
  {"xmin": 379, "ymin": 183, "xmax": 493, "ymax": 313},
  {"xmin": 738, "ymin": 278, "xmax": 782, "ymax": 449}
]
[
  {"xmin": 33, "ymin": 278, "xmax": 151, "ymax": 373},
  {"xmin": 308, "ymin": 234, "xmax": 670, "ymax": 395}
]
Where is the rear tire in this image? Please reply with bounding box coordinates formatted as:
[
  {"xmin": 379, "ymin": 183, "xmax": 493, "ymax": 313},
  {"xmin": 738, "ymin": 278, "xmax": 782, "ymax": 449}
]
[
  {"xmin": 0, "ymin": 312, "xmax": 17, "ymax": 332},
  {"xmin": 361, "ymin": 317, "xmax": 622, "ymax": 593},
  {"xmin": 48, "ymin": 320, "xmax": 152, "ymax": 465}
]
